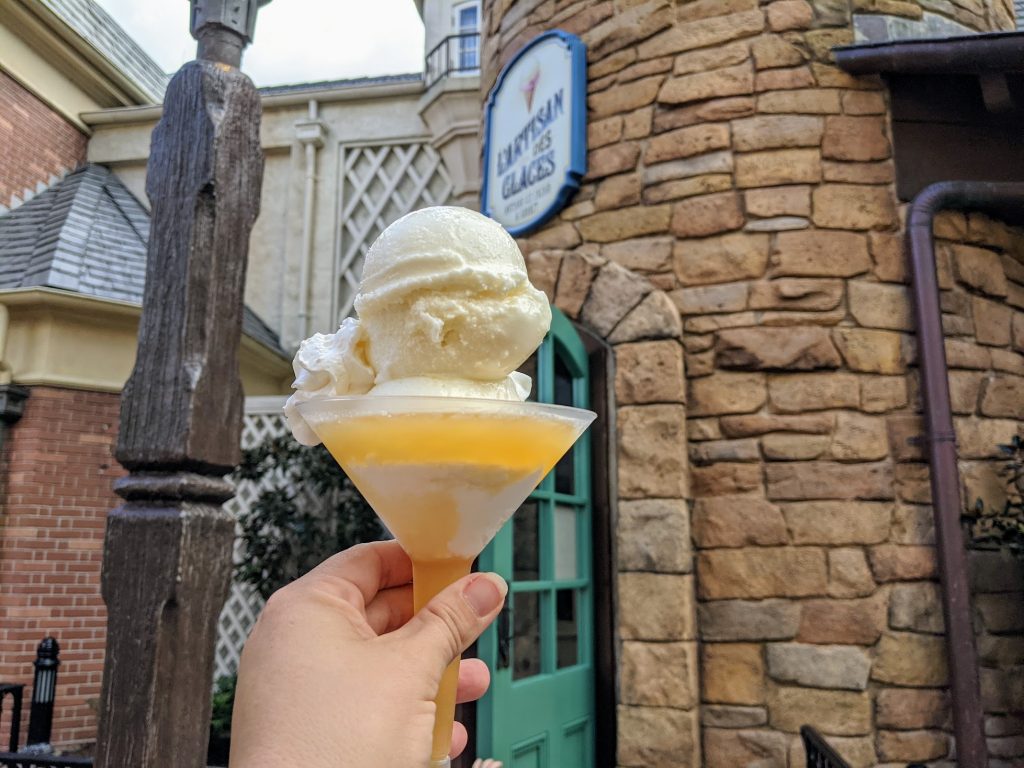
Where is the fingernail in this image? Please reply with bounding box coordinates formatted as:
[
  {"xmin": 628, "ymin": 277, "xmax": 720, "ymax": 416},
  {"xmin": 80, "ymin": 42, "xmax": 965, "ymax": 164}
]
[{"xmin": 463, "ymin": 573, "xmax": 507, "ymax": 616}]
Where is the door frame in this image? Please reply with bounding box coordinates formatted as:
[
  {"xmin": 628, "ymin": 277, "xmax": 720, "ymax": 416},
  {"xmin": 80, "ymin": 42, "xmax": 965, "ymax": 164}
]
[{"xmin": 455, "ymin": 315, "xmax": 616, "ymax": 768}]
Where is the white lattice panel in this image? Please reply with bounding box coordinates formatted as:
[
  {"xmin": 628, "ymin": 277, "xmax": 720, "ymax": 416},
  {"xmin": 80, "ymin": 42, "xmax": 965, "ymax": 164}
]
[
  {"xmin": 336, "ymin": 141, "xmax": 454, "ymax": 320},
  {"xmin": 213, "ymin": 397, "xmax": 289, "ymax": 681}
]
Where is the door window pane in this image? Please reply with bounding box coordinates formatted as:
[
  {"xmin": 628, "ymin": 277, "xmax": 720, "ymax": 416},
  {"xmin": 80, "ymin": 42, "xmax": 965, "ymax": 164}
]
[
  {"xmin": 553, "ymin": 505, "xmax": 577, "ymax": 580},
  {"xmin": 518, "ymin": 353, "xmax": 538, "ymax": 402},
  {"xmin": 553, "ymin": 353, "xmax": 576, "ymax": 494},
  {"xmin": 513, "ymin": 501, "xmax": 540, "ymax": 581},
  {"xmin": 556, "ymin": 589, "xmax": 578, "ymax": 669},
  {"xmin": 513, "ymin": 591, "xmax": 541, "ymax": 680}
]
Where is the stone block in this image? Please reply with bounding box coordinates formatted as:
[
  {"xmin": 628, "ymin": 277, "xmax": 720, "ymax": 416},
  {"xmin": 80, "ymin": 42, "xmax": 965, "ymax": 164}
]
[
  {"xmin": 766, "ymin": 643, "xmax": 871, "ymax": 690},
  {"xmin": 762, "ymin": 433, "xmax": 830, "ymax": 460},
  {"xmin": 691, "ymin": 462, "xmax": 764, "ymax": 497},
  {"xmin": 732, "ymin": 115, "xmax": 824, "ymax": 151},
  {"xmin": 860, "ymin": 374, "xmax": 908, "ymax": 413},
  {"xmin": 768, "ymin": 686, "xmax": 872, "ymax": 735},
  {"xmin": 889, "ymin": 581, "xmax": 944, "ymax": 634},
  {"xmin": 831, "ymin": 412, "xmax": 890, "ymax": 460},
  {"xmin": 644, "ymin": 151, "xmax": 733, "ymax": 185},
  {"xmin": 671, "ymin": 191, "xmax": 744, "ymax": 237},
  {"xmin": 746, "ymin": 186, "xmax": 812, "ymax": 219},
  {"xmin": 658, "ymin": 62, "xmax": 754, "ymax": 105},
  {"xmin": 822, "ymin": 116, "xmax": 890, "ymax": 161},
  {"xmin": 588, "ymin": 115, "xmax": 623, "ymax": 149},
  {"xmin": 895, "ymin": 463, "xmax": 931, "ymax": 504},
  {"xmin": 991, "ymin": 346, "xmax": 1024, "ymax": 375},
  {"xmin": 689, "ymin": 371, "xmax": 766, "ymax": 416},
  {"xmin": 768, "ymin": 372, "xmax": 860, "ymax": 412},
  {"xmin": 673, "ymin": 40, "xmax": 750, "ymax": 77},
  {"xmin": 692, "ymin": 497, "xmax": 788, "ymax": 548},
  {"xmin": 945, "ymin": 337, "xmax": 991, "ymax": 369},
  {"xmin": 617, "ymin": 499, "xmax": 692, "ymax": 573},
  {"xmin": 969, "ymin": 548, "xmax": 1024, "ymax": 593},
  {"xmin": 977, "ymin": 634, "xmax": 1024, "ymax": 667},
  {"xmin": 644, "ymin": 123, "xmax": 731, "ymax": 164},
  {"xmin": 704, "ymin": 728, "xmax": 788, "ymax": 768},
  {"xmin": 834, "ymin": 328, "xmax": 907, "ymax": 374},
  {"xmin": 644, "ymin": 173, "xmax": 733, "ymax": 205},
  {"xmin": 948, "ymin": 370, "xmax": 984, "ymax": 414},
  {"xmin": 702, "ymin": 643, "xmax": 766, "ymax": 705},
  {"xmin": 772, "ymin": 230, "xmax": 870, "ymax": 277},
  {"xmin": 688, "ymin": 417, "xmax": 721, "ymax": 442},
  {"xmin": 828, "ymin": 547, "xmax": 876, "ymax": 598},
  {"xmin": 674, "ymin": 232, "xmax": 770, "ymax": 286},
  {"xmin": 554, "ymin": 251, "xmax": 601, "ymax": 318},
  {"xmin": 812, "ymin": 184, "xmax": 897, "ymax": 230},
  {"xmin": 720, "ymin": 412, "xmax": 834, "ymax": 437},
  {"xmin": 797, "ymin": 596, "xmax": 886, "ymax": 645},
  {"xmin": 615, "ymin": 341, "xmax": 685, "ymax": 404},
  {"xmin": 868, "ymin": 544, "xmax": 937, "ymax": 582},
  {"xmin": 594, "ymin": 172, "xmax": 641, "ymax": 210},
  {"xmin": 637, "ymin": 9, "xmax": 765, "ymax": 59},
  {"xmin": 842, "ymin": 90, "xmax": 886, "ymax": 115},
  {"xmin": 716, "ymin": 326, "xmax": 841, "ymax": 371},
  {"xmin": 822, "ymin": 161, "xmax": 894, "ymax": 186},
  {"xmin": 672, "ymin": 283, "xmax": 748, "ymax": 315},
  {"xmin": 698, "ymin": 547, "xmax": 828, "ymax": 599},
  {"xmin": 619, "ymin": 572, "xmax": 695, "ymax": 640},
  {"xmin": 617, "ymin": 705, "xmax": 700, "ymax": 768},
  {"xmin": 580, "ymin": 261, "xmax": 652, "ymax": 336},
  {"xmin": 525, "ymin": 249, "xmax": 562, "ymax": 302},
  {"xmin": 577, "ymin": 204, "xmax": 670, "ymax": 243},
  {"xmin": 602, "ymin": 237, "xmax": 673, "ymax": 274},
  {"xmin": 758, "ymin": 88, "xmax": 842, "ymax": 114},
  {"xmin": 952, "ymin": 243, "xmax": 1009, "ymax": 297},
  {"xmin": 890, "ymin": 504, "xmax": 934, "ymax": 545},
  {"xmin": 767, "ymin": 461, "xmax": 894, "ymax": 501},
  {"xmin": 588, "ymin": 143, "xmax": 641, "ymax": 180},
  {"xmin": 979, "ymin": 374, "xmax": 1024, "ymax": 419},
  {"xmin": 621, "ymin": 641, "xmax": 698, "ymax": 708},
  {"xmin": 848, "ymin": 281, "xmax": 914, "ymax": 331},
  {"xmin": 767, "ymin": 0, "xmax": 813, "ymax": 30},
  {"xmin": 735, "ymin": 149, "xmax": 822, "ymax": 188},
  {"xmin": 783, "ymin": 501, "xmax": 891, "ymax": 545},
  {"xmin": 872, "ymin": 631, "xmax": 949, "ymax": 686},
  {"xmin": 954, "ymin": 415, "xmax": 1022, "ymax": 459},
  {"xmin": 746, "ymin": 279, "xmax": 842, "ymax": 313},
  {"xmin": 618, "ymin": 405, "xmax": 687, "ymax": 499},
  {"xmin": 876, "ymin": 730, "xmax": 949, "ymax": 762},
  {"xmin": 755, "ymin": 65, "xmax": 815, "ymax": 92},
  {"xmin": 973, "ymin": 296, "xmax": 1013, "ymax": 346},
  {"xmin": 751, "ymin": 34, "xmax": 805, "ymax": 69},
  {"xmin": 690, "ymin": 438, "xmax": 760, "ymax": 463},
  {"xmin": 876, "ymin": 688, "xmax": 950, "ymax": 729},
  {"xmin": 1014, "ymin": 311, "xmax": 1024, "ymax": 352},
  {"xmin": 981, "ymin": 666, "xmax": 1024, "ymax": 713},
  {"xmin": 699, "ymin": 600, "xmax": 803, "ymax": 644},
  {"xmin": 986, "ymin": 713, "xmax": 1024, "ymax": 737},
  {"xmin": 869, "ymin": 231, "xmax": 908, "ymax": 283},
  {"xmin": 608, "ymin": 291, "xmax": 683, "ymax": 344},
  {"xmin": 589, "ymin": 75, "xmax": 663, "ymax": 118},
  {"xmin": 703, "ymin": 705, "xmax": 769, "ymax": 729}
]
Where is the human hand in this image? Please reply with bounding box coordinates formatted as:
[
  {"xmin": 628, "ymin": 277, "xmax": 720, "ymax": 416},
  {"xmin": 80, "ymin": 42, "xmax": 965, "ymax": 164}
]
[{"xmin": 230, "ymin": 540, "xmax": 507, "ymax": 767}]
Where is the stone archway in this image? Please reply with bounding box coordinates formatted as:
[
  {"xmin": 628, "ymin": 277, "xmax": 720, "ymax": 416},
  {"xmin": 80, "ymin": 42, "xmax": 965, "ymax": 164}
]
[{"xmin": 525, "ymin": 249, "xmax": 701, "ymax": 768}]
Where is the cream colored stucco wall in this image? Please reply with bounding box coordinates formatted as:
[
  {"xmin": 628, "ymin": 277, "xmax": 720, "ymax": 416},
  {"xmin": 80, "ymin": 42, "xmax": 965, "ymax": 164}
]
[{"xmin": 85, "ymin": 83, "xmax": 433, "ymax": 352}]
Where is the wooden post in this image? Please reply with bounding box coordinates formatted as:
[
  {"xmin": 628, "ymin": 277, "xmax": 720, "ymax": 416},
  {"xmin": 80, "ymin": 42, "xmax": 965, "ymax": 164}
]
[{"xmin": 94, "ymin": 4, "xmax": 266, "ymax": 766}]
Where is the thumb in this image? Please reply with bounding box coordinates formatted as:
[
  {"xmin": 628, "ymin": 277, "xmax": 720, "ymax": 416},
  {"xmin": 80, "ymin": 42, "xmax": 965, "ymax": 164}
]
[{"xmin": 395, "ymin": 572, "xmax": 507, "ymax": 672}]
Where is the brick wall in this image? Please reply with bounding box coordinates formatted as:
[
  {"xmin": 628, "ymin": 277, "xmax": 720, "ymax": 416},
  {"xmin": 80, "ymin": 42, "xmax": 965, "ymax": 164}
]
[
  {"xmin": 0, "ymin": 70, "xmax": 87, "ymax": 210},
  {"xmin": 0, "ymin": 387, "xmax": 123, "ymax": 750},
  {"xmin": 484, "ymin": 1, "xmax": 1024, "ymax": 767}
]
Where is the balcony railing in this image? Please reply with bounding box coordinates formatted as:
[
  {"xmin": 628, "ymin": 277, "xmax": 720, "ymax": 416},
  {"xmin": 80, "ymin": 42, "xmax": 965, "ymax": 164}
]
[{"xmin": 425, "ymin": 32, "xmax": 481, "ymax": 89}]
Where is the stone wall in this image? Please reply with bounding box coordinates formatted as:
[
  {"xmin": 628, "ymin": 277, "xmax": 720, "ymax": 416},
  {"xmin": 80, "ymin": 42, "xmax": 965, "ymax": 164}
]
[
  {"xmin": 483, "ymin": 1, "xmax": 1024, "ymax": 767},
  {"xmin": 853, "ymin": 0, "xmax": 1017, "ymax": 33}
]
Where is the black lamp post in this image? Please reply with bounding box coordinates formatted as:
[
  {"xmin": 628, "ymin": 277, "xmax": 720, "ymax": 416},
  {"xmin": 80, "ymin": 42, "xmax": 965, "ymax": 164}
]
[{"xmin": 26, "ymin": 637, "xmax": 60, "ymax": 752}]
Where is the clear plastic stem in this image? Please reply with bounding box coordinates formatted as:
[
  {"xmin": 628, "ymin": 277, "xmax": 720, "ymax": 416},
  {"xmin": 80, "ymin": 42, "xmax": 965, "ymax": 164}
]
[{"xmin": 413, "ymin": 557, "xmax": 474, "ymax": 765}]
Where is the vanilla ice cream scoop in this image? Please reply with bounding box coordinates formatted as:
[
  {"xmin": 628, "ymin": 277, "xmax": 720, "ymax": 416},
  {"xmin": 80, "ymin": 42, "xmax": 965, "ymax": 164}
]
[{"xmin": 285, "ymin": 206, "xmax": 552, "ymax": 445}]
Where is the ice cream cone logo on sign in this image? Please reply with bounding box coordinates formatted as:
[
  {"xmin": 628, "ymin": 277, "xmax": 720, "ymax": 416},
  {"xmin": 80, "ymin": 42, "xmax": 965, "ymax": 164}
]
[{"xmin": 520, "ymin": 61, "xmax": 541, "ymax": 112}]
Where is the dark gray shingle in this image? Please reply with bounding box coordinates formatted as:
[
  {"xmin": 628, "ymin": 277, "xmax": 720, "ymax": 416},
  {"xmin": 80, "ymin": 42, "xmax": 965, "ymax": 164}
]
[{"xmin": 0, "ymin": 164, "xmax": 284, "ymax": 357}]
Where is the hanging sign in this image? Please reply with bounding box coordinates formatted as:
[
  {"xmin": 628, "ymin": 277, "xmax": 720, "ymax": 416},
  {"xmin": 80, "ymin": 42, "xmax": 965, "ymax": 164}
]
[{"xmin": 481, "ymin": 30, "xmax": 587, "ymax": 237}]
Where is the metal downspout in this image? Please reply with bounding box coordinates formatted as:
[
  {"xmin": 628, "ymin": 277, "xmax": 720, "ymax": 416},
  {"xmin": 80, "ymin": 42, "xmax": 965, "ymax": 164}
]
[
  {"xmin": 907, "ymin": 180, "xmax": 1024, "ymax": 768},
  {"xmin": 297, "ymin": 99, "xmax": 322, "ymax": 340}
]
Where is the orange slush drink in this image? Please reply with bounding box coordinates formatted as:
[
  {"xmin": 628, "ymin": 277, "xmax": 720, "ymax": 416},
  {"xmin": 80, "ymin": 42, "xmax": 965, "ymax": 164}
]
[{"xmin": 317, "ymin": 410, "xmax": 578, "ymax": 762}]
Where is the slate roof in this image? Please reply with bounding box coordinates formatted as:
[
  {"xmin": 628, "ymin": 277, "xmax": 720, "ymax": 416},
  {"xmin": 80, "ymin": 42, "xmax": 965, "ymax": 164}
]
[
  {"xmin": 1017, "ymin": 0, "xmax": 1024, "ymax": 29},
  {"xmin": 0, "ymin": 164, "xmax": 284, "ymax": 356},
  {"xmin": 258, "ymin": 72, "xmax": 422, "ymax": 96},
  {"xmin": 39, "ymin": 0, "xmax": 169, "ymax": 103}
]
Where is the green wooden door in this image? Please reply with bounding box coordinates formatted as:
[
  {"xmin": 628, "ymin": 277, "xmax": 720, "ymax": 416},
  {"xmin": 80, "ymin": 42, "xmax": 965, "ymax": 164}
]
[{"xmin": 477, "ymin": 308, "xmax": 595, "ymax": 768}]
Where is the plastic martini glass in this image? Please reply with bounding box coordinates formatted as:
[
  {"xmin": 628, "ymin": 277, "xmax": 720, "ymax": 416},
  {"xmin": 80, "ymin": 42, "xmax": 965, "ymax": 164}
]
[{"xmin": 298, "ymin": 395, "xmax": 596, "ymax": 767}]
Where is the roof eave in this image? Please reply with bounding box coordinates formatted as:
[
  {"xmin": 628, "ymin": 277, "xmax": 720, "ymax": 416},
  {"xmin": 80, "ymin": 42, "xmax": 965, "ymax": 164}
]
[{"xmin": 836, "ymin": 30, "xmax": 1024, "ymax": 76}]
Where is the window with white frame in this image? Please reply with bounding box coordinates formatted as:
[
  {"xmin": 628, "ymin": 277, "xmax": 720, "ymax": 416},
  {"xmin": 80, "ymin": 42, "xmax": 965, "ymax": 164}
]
[{"xmin": 453, "ymin": 0, "xmax": 480, "ymax": 73}]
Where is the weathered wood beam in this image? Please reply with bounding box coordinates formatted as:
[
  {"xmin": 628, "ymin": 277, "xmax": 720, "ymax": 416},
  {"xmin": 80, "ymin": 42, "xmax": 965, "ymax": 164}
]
[{"xmin": 94, "ymin": 4, "xmax": 266, "ymax": 765}]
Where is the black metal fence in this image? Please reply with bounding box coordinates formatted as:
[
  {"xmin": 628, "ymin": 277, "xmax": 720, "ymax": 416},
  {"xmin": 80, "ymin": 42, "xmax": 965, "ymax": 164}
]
[
  {"xmin": 424, "ymin": 32, "xmax": 481, "ymax": 89},
  {"xmin": 801, "ymin": 726, "xmax": 851, "ymax": 768}
]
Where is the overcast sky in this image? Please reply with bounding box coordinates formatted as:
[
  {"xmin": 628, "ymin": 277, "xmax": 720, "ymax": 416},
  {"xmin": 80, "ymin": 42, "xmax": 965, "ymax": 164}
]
[{"xmin": 93, "ymin": 0, "xmax": 425, "ymax": 87}]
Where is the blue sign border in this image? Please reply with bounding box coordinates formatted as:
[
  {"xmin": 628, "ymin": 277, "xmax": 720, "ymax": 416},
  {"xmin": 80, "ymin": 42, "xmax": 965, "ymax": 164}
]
[{"xmin": 480, "ymin": 30, "xmax": 588, "ymax": 238}]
